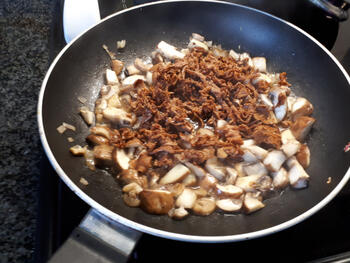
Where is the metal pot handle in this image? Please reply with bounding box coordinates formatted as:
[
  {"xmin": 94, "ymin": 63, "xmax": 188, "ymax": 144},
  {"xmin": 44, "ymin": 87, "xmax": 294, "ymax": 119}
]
[
  {"xmin": 48, "ymin": 209, "xmax": 142, "ymax": 263},
  {"xmin": 309, "ymin": 0, "xmax": 349, "ymax": 21}
]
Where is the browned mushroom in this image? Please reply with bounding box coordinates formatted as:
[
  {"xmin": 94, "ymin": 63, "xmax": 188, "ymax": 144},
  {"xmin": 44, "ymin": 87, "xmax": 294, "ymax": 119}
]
[
  {"xmin": 296, "ymin": 144, "xmax": 311, "ymax": 169},
  {"xmin": 111, "ymin": 59, "xmax": 124, "ymax": 75},
  {"xmin": 139, "ymin": 189, "xmax": 174, "ymax": 214},
  {"xmin": 93, "ymin": 144, "xmax": 114, "ymax": 166},
  {"xmin": 291, "ymin": 116, "xmax": 316, "ymax": 141},
  {"xmin": 192, "ymin": 197, "xmax": 216, "ymax": 216}
]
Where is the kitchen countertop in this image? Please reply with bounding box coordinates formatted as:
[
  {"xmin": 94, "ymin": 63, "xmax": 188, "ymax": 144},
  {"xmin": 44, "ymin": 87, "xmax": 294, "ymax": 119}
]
[{"xmin": 0, "ymin": 0, "xmax": 55, "ymax": 262}]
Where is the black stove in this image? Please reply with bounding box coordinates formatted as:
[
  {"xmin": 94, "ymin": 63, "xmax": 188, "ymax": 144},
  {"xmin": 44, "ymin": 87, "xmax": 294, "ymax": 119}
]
[{"xmin": 35, "ymin": 1, "xmax": 350, "ymax": 262}]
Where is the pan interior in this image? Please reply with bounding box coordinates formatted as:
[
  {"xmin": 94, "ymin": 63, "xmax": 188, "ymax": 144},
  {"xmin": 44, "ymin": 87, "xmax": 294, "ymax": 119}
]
[{"xmin": 41, "ymin": 1, "xmax": 350, "ymax": 238}]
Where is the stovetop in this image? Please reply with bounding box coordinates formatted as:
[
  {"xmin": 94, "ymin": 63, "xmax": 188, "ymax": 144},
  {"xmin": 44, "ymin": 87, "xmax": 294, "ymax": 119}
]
[{"xmin": 35, "ymin": 1, "xmax": 350, "ymax": 262}]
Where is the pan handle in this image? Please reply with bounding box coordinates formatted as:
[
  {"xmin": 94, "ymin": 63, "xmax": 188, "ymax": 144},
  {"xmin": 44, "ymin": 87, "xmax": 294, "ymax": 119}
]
[{"xmin": 48, "ymin": 208, "xmax": 142, "ymax": 263}]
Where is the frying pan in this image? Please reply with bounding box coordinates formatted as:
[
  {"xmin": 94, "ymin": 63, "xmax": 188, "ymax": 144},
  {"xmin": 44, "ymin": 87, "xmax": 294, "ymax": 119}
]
[{"xmin": 38, "ymin": 0, "xmax": 350, "ymax": 261}]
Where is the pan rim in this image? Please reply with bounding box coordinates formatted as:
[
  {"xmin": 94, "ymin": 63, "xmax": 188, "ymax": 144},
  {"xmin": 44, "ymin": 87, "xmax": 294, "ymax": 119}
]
[{"xmin": 37, "ymin": 0, "xmax": 350, "ymax": 242}]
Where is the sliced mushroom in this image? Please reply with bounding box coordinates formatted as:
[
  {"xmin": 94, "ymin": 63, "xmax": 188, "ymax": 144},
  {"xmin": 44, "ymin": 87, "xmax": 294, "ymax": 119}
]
[
  {"xmin": 199, "ymin": 174, "xmax": 218, "ymax": 191},
  {"xmin": 119, "ymin": 169, "xmax": 147, "ymax": 188},
  {"xmin": 159, "ymin": 163, "xmax": 190, "ymax": 185},
  {"xmin": 235, "ymin": 174, "xmax": 262, "ymax": 192},
  {"xmin": 80, "ymin": 107, "xmax": 95, "ymax": 125},
  {"xmin": 192, "ymin": 197, "xmax": 216, "ymax": 216},
  {"xmin": 165, "ymin": 183, "xmax": 185, "ymax": 197},
  {"xmin": 274, "ymin": 103, "xmax": 287, "ymax": 122},
  {"xmin": 111, "ymin": 59, "xmax": 124, "ymax": 75},
  {"xmin": 243, "ymin": 162, "xmax": 268, "ymax": 177},
  {"xmin": 70, "ymin": 145, "xmax": 86, "ymax": 156},
  {"xmin": 216, "ymin": 198, "xmax": 243, "ymax": 212},
  {"xmin": 121, "ymin": 75, "xmax": 146, "ymax": 86},
  {"xmin": 281, "ymin": 140, "xmax": 300, "ymax": 158},
  {"xmin": 271, "ymin": 167, "xmax": 289, "ymax": 189},
  {"xmin": 296, "ymin": 144, "xmax": 310, "ymax": 169},
  {"xmin": 139, "ymin": 189, "xmax": 174, "ymax": 214},
  {"xmin": 86, "ymin": 134, "xmax": 109, "ymax": 145},
  {"xmin": 112, "ymin": 148, "xmax": 130, "ymax": 170},
  {"xmin": 226, "ymin": 167, "xmax": 238, "ymax": 184},
  {"xmin": 263, "ymin": 150, "xmax": 286, "ymax": 172},
  {"xmin": 182, "ymin": 173, "xmax": 197, "ymax": 186},
  {"xmin": 93, "ymin": 144, "xmax": 114, "ymax": 166},
  {"xmin": 205, "ymin": 157, "xmax": 226, "ymax": 180},
  {"xmin": 157, "ymin": 41, "xmax": 185, "ymax": 60},
  {"xmin": 123, "ymin": 193, "xmax": 140, "ymax": 207},
  {"xmin": 252, "ymin": 57, "xmax": 266, "ymax": 72},
  {"xmin": 229, "ymin": 49, "xmax": 240, "ymax": 61},
  {"xmin": 259, "ymin": 94, "xmax": 273, "ymax": 109},
  {"xmin": 90, "ymin": 126, "xmax": 112, "ymax": 140},
  {"xmin": 269, "ymin": 87, "xmax": 286, "ymax": 107},
  {"xmin": 286, "ymin": 96, "xmax": 297, "ymax": 113},
  {"xmin": 192, "ymin": 33, "xmax": 205, "ymax": 42},
  {"xmin": 234, "ymin": 162, "xmax": 246, "ymax": 177},
  {"xmin": 126, "ymin": 64, "xmax": 141, "ymax": 75},
  {"xmin": 242, "ymin": 139, "xmax": 256, "ymax": 147},
  {"xmin": 291, "ymin": 97, "xmax": 313, "ymax": 120},
  {"xmin": 134, "ymin": 58, "xmax": 152, "ymax": 72},
  {"xmin": 288, "ymin": 160, "xmax": 310, "ymax": 189},
  {"xmin": 125, "ymin": 138, "xmax": 143, "ymax": 148},
  {"xmin": 217, "ymin": 147, "xmax": 228, "ymax": 159},
  {"xmin": 168, "ymin": 207, "xmax": 189, "ymax": 220},
  {"xmin": 122, "ymin": 182, "xmax": 143, "ymax": 194},
  {"xmin": 252, "ymin": 73, "xmax": 271, "ymax": 85},
  {"xmin": 291, "ymin": 116, "xmax": 315, "ymax": 141},
  {"xmin": 239, "ymin": 52, "xmax": 253, "ymax": 67},
  {"xmin": 280, "ymin": 129, "xmax": 296, "ymax": 144},
  {"xmin": 146, "ymin": 71, "xmax": 153, "ymax": 85},
  {"xmin": 105, "ymin": 69, "xmax": 119, "ymax": 85},
  {"xmin": 243, "ymin": 194, "xmax": 265, "ymax": 214},
  {"xmin": 175, "ymin": 188, "xmax": 197, "ymax": 209},
  {"xmin": 242, "ymin": 150, "xmax": 259, "ymax": 163},
  {"xmin": 188, "ymin": 38, "xmax": 208, "ymax": 50},
  {"xmin": 216, "ymin": 184, "xmax": 243, "ymax": 198},
  {"xmin": 242, "ymin": 145, "xmax": 268, "ymax": 160},
  {"xmin": 107, "ymin": 94, "xmax": 122, "ymax": 108},
  {"xmin": 185, "ymin": 162, "xmax": 206, "ymax": 178},
  {"xmin": 103, "ymin": 107, "xmax": 134, "ymax": 127}
]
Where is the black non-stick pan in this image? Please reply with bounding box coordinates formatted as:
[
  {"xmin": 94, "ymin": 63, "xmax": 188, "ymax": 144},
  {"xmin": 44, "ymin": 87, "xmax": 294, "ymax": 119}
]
[{"xmin": 38, "ymin": 0, "xmax": 350, "ymax": 261}]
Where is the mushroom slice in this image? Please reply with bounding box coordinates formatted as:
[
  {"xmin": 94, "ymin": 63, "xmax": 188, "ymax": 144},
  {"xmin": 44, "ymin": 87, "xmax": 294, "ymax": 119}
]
[
  {"xmin": 242, "ymin": 139, "xmax": 256, "ymax": 147},
  {"xmin": 86, "ymin": 134, "xmax": 109, "ymax": 145},
  {"xmin": 252, "ymin": 73, "xmax": 271, "ymax": 85},
  {"xmin": 122, "ymin": 182, "xmax": 143, "ymax": 194},
  {"xmin": 107, "ymin": 94, "xmax": 122, "ymax": 108},
  {"xmin": 235, "ymin": 174, "xmax": 262, "ymax": 192},
  {"xmin": 139, "ymin": 189, "xmax": 174, "ymax": 214},
  {"xmin": 93, "ymin": 145, "xmax": 114, "ymax": 166},
  {"xmin": 106, "ymin": 69, "xmax": 119, "ymax": 85},
  {"xmin": 188, "ymin": 38, "xmax": 208, "ymax": 50},
  {"xmin": 229, "ymin": 49, "xmax": 240, "ymax": 61},
  {"xmin": 182, "ymin": 173, "xmax": 197, "ymax": 187},
  {"xmin": 226, "ymin": 167, "xmax": 238, "ymax": 184},
  {"xmin": 239, "ymin": 52, "xmax": 253, "ymax": 67},
  {"xmin": 243, "ymin": 162, "xmax": 268, "ymax": 176},
  {"xmin": 112, "ymin": 148, "xmax": 130, "ymax": 170},
  {"xmin": 263, "ymin": 150, "xmax": 286, "ymax": 172},
  {"xmin": 126, "ymin": 64, "xmax": 141, "ymax": 75},
  {"xmin": 216, "ymin": 198, "xmax": 243, "ymax": 212},
  {"xmin": 296, "ymin": 144, "xmax": 310, "ymax": 169},
  {"xmin": 123, "ymin": 193, "xmax": 140, "ymax": 207},
  {"xmin": 90, "ymin": 126, "xmax": 112, "ymax": 140},
  {"xmin": 242, "ymin": 145, "xmax": 268, "ymax": 160},
  {"xmin": 291, "ymin": 116, "xmax": 316, "ymax": 141},
  {"xmin": 291, "ymin": 97, "xmax": 313, "ymax": 119},
  {"xmin": 271, "ymin": 167, "xmax": 289, "ymax": 189},
  {"xmin": 103, "ymin": 107, "xmax": 134, "ymax": 127},
  {"xmin": 281, "ymin": 129, "xmax": 296, "ymax": 144},
  {"xmin": 205, "ymin": 157, "xmax": 226, "ymax": 180},
  {"xmin": 125, "ymin": 138, "xmax": 143, "ymax": 148},
  {"xmin": 157, "ymin": 41, "xmax": 185, "ymax": 60},
  {"xmin": 200, "ymin": 174, "xmax": 218, "ymax": 191},
  {"xmin": 269, "ymin": 87, "xmax": 286, "ymax": 107},
  {"xmin": 274, "ymin": 103, "xmax": 287, "ymax": 122},
  {"xmin": 168, "ymin": 207, "xmax": 189, "ymax": 220},
  {"xmin": 184, "ymin": 162, "xmax": 206, "ymax": 178},
  {"xmin": 175, "ymin": 188, "xmax": 197, "ymax": 209},
  {"xmin": 288, "ymin": 161, "xmax": 310, "ymax": 189},
  {"xmin": 287, "ymin": 96, "xmax": 297, "ymax": 113},
  {"xmin": 242, "ymin": 150, "xmax": 259, "ymax": 163},
  {"xmin": 111, "ymin": 59, "xmax": 124, "ymax": 75},
  {"xmin": 134, "ymin": 58, "xmax": 152, "ymax": 72},
  {"xmin": 259, "ymin": 94, "xmax": 273, "ymax": 109},
  {"xmin": 216, "ymin": 184, "xmax": 243, "ymax": 198},
  {"xmin": 146, "ymin": 71, "xmax": 153, "ymax": 85},
  {"xmin": 80, "ymin": 107, "xmax": 95, "ymax": 125},
  {"xmin": 121, "ymin": 75, "xmax": 146, "ymax": 86},
  {"xmin": 281, "ymin": 140, "xmax": 301, "ymax": 158},
  {"xmin": 192, "ymin": 197, "xmax": 216, "ymax": 216},
  {"xmin": 234, "ymin": 163, "xmax": 246, "ymax": 177},
  {"xmin": 165, "ymin": 183, "xmax": 185, "ymax": 197},
  {"xmin": 159, "ymin": 164, "xmax": 190, "ymax": 185},
  {"xmin": 252, "ymin": 57, "xmax": 267, "ymax": 72},
  {"xmin": 191, "ymin": 33, "xmax": 205, "ymax": 42},
  {"xmin": 243, "ymin": 194, "xmax": 265, "ymax": 214},
  {"xmin": 70, "ymin": 145, "xmax": 86, "ymax": 156}
]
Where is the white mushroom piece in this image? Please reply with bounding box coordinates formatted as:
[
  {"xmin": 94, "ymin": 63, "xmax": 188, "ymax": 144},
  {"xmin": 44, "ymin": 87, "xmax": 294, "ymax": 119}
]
[
  {"xmin": 216, "ymin": 198, "xmax": 243, "ymax": 212},
  {"xmin": 122, "ymin": 75, "xmax": 146, "ymax": 86},
  {"xmin": 188, "ymin": 38, "xmax": 209, "ymax": 51},
  {"xmin": 70, "ymin": 145, "xmax": 86, "ymax": 156},
  {"xmin": 185, "ymin": 162, "xmax": 206, "ymax": 178},
  {"xmin": 199, "ymin": 174, "xmax": 218, "ymax": 191},
  {"xmin": 102, "ymin": 107, "xmax": 134, "ymax": 127},
  {"xmin": 271, "ymin": 167, "xmax": 289, "ymax": 189},
  {"xmin": 241, "ymin": 145, "xmax": 268, "ymax": 160},
  {"xmin": 182, "ymin": 173, "xmax": 197, "ymax": 186},
  {"xmin": 122, "ymin": 182, "xmax": 143, "ymax": 207},
  {"xmin": 112, "ymin": 148, "xmax": 130, "ymax": 170},
  {"xmin": 157, "ymin": 41, "xmax": 185, "ymax": 60},
  {"xmin": 280, "ymin": 129, "xmax": 301, "ymax": 157},
  {"xmin": 139, "ymin": 189, "xmax": 174, "ymax": 214},
  {"xmin": 192, "ymin": 197, "xmax": 216, "ymax": 216},
  {"xmin": 93, "ymin": 144, "xmax": 114, "ymax": 166},
  {"xmin": 159, "ymin": 163, "xmax": 190, "ymax": 185},
  {"xmin": 290, "ymin": 97, "xmax": 313, "ymax": 120},
  {"xmin": 290, "ymin": 116, "xmax": 316, "ymax": 141},
  {"xmin": 286, "ymin": 157, "xmax": 310, "ymax": 189},
  {"xmin": 205, "ymin": 157, "xmax": 226, "ymax": 180},
  {"xmin": 80, "ymin": 106, "xmax": 95, "ymax": 125},
  {"xmin": 243, "ymin": 194, "xmax": 265, "ymax": 214},
  {"xmin": 252, "ymin": 57, "xmax": 267, "ymax": 72},
  {"xmin": 252, "ymin": 73, "xmax": 271, "ymax": 85},
  {"xmin": 134, "ymin": 58, "xmax": 152, "ymax": 72},
  {"xmin": 243, "ymin": 162, "xmax": 268, "ymax": 177},
  {"xmin": 105, "ymin": 69, "xmax": 119, "ymax": 85},
  {"xmin": 216, "ymin": 184, "xmax": 243, "ymax": 198},
  {"xmin": 168, "ymin": 207, "xmax": 189, "ymax": 220},
  {"xmin": 263, "ymin": 150, "xmax": 286, "ymax": 172},
  {"xmin": 175, "ymin": 188, "xmax": 197, "ymax": 209},
  {"xmin": 296, "ymin": 144, "xmax": 311, "ymax": 169}
]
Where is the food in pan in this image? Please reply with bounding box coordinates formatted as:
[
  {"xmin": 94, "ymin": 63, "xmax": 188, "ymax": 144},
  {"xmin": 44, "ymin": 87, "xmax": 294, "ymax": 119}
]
[{"xmin": 70, "ymin": 33, "xmax": 315, "ymax": 219}]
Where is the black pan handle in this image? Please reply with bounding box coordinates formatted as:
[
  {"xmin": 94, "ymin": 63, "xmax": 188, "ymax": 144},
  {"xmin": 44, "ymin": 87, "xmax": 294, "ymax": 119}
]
[
  {"xmin": 48, "ymin": 209, "xmax": 141, "ymax": 263},
  {"xmin": 309, "ymin": 0, "xmax": 349, "ymax": 21}
]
